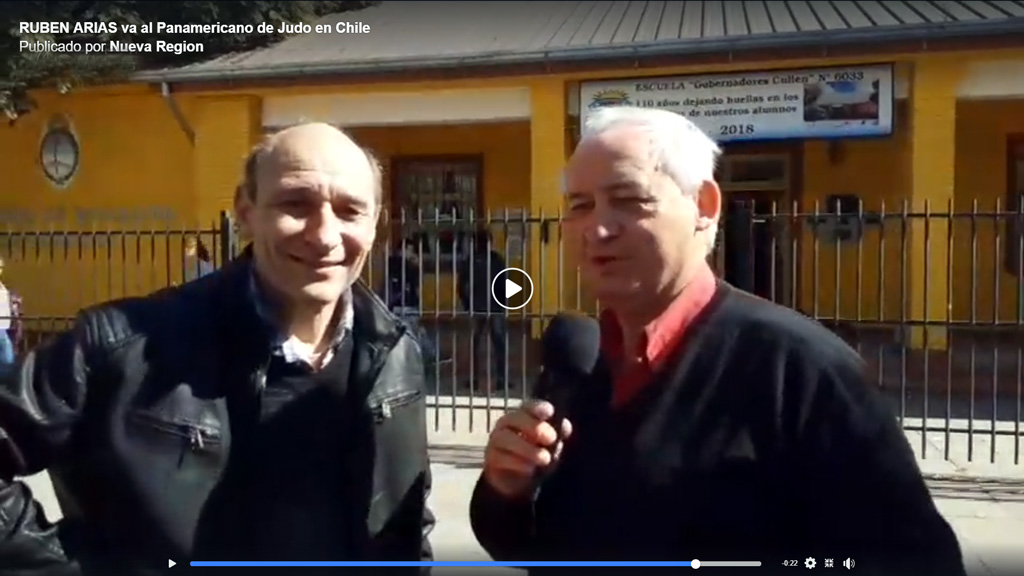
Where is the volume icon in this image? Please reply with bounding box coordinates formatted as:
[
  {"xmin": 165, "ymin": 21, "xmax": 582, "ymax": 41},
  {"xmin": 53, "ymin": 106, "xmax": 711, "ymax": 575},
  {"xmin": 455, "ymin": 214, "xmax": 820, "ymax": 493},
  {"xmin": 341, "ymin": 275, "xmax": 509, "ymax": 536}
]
[{"xmin": 843, "ymin": 558, "xmax": 855, "ymax": 570}]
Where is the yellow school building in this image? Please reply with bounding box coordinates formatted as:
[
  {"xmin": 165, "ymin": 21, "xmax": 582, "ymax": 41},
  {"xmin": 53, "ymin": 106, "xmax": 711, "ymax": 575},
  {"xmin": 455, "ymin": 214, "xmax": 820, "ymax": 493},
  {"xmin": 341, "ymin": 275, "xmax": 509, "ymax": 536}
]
[{"xmin": 2, "ymin": 1, "xmax": 1024, "ymax": 351}]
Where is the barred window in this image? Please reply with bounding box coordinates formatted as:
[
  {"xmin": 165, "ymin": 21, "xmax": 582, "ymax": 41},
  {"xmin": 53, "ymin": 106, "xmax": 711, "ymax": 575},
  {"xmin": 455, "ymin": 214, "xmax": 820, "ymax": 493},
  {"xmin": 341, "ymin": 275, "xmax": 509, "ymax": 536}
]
[{"xmin": 391, "ymin": 156, "xmax": 482, "ymax": 270}]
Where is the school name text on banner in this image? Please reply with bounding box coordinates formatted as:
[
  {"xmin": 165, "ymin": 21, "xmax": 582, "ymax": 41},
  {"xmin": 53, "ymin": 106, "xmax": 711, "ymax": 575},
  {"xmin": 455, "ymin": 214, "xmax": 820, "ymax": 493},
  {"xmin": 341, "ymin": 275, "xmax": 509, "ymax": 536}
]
[{"xmin": 579, "ymin": 65, "xmax": 894, "ymax": 142}]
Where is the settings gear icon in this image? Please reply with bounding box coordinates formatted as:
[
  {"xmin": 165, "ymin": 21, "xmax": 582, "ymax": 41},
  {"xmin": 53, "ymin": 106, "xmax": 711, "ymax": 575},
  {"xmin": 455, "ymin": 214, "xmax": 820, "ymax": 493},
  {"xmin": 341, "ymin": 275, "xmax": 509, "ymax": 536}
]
[{"xmin": 804, "ymin": 558, "xmax": 817, "ymax": 569}]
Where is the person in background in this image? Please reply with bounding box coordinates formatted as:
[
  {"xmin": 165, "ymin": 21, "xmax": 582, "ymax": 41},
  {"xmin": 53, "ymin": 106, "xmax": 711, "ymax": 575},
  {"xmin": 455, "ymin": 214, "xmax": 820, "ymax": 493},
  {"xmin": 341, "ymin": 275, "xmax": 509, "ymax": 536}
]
[
  {"xmin": 385, "ymin": 236, "xmax": 439, "ymax": 380},
  {"xmin": 0, "ymin": 257, "xmax": 17, "ymax": 365},
  {"xmin": 7, "ymin": 282, "xmax": 22, "ymax": 359},
  {"xmin": 183, "ymin": 236, "xmax": 216, "ymax": 282},
  {"xmin": 0, "ymin": 122, "xmax": 434, "ymax": 572},
  {"xmin": 456, "ymin": 230, "xmax": 509, "ymax": 393},
  {"xmin": 386, "ymin": 237, "xmax": 422, "ymax": 313},
  {"xmin": 469, "ymin": 106, "xmax": 965, "ymax": 575}
]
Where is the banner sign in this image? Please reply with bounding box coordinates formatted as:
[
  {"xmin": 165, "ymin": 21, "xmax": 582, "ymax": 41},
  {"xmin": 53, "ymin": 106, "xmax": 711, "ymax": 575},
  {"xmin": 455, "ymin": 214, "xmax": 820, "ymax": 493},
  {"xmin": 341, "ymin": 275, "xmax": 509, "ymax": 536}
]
[{"xmin": 579, "ymin": 64, "xmax": 894, "ymax": 142}]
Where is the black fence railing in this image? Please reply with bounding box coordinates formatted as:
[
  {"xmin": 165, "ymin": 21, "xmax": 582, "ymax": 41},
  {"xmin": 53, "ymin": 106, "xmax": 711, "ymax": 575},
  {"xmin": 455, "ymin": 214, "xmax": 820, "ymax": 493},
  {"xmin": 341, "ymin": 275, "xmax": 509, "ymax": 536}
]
[{"xmin": 1, "ymin": 204, "xmax": 1023, "ymax": 466}]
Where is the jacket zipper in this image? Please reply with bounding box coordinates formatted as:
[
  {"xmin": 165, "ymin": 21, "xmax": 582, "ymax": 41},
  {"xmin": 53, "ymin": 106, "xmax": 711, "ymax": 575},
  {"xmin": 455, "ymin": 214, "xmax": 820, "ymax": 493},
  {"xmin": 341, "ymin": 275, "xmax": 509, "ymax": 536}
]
[
  {"xmin": 182, "ymin": 422, "xmax": 222, "ymax": 451},
  {"xmin": 189, "ymin": 426, "xmax": 207, "ymax": 450},
  {"xmin": 362, "ymin": 322, "xmax": 414, "ymax": 424},
  {"xmin": 372, "ymin": 390, "xmax": 422, "ymax": 423},
  {"xmin": 256, "ymin": 359, "xmax": 270, "ymax": 392},
  {"xmin": 128, "ymin": 411, "xmax": 222, "ymax": 450},
  {"xmin": 252, "ymin": 359, "xmax": 271, "ymax": 419},
  {"xmin": 176, "ymin": 424, "xmax": 220, "ymax": 466}
]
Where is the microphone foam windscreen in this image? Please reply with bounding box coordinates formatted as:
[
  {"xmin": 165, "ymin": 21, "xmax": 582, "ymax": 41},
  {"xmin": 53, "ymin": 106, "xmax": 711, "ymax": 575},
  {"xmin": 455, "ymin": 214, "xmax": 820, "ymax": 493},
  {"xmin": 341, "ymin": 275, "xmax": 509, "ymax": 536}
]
[{"xmin": 540, "ymin": 313, "xmax": 602, "ymax": 377}]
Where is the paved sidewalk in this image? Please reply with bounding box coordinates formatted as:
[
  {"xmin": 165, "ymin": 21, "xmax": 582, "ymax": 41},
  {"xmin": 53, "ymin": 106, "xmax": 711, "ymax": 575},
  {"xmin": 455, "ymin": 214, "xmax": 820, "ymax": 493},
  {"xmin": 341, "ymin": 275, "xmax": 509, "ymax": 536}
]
[
  {"xmin": 19, "ymin": 453, "xmax": 1024, "ymax": 576},
  {"xmin": 13, "ymin": 410, "xmax": 1024, "ymax": 575}
]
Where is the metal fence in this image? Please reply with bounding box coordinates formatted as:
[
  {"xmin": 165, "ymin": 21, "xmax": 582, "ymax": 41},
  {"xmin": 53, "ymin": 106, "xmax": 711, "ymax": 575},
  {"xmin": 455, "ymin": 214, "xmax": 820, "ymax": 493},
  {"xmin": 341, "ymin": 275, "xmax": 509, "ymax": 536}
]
[{"xmin": 2, "ymin": 203, "xmax": 1024, "ymax": 467}]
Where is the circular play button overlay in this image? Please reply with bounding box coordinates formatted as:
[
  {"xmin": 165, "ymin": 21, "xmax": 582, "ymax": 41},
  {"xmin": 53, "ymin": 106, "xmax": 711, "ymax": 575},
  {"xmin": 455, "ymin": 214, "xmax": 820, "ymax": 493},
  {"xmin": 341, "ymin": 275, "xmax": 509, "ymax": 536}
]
[{"xmin": 490, "ymin": 267, "xmax": 534, "ymax": 311}]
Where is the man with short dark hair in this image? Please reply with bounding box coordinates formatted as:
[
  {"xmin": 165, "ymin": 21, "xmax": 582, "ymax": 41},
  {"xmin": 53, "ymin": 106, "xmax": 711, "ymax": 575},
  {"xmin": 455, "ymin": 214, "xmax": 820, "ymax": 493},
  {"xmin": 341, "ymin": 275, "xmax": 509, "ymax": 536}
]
[
  {"xmin": 387, "ymin": 238, "xmax": 422, "ymax": 313},
  {"xmin": 457, "ymin": 230, "xmax": 509, "ymax": 392},
  {"xmin": 183, "ymin": 236, "xmax": 216, "ymax": 283},
  {"xmin": 0, "ymin": 123, "xmax": 435, "ymax": 572}
]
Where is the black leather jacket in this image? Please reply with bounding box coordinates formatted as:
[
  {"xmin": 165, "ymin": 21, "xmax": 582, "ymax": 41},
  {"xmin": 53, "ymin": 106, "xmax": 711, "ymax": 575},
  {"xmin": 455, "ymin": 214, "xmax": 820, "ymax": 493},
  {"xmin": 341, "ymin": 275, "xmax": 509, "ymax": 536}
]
[{"xmin": 0, "ymin": 252, "xmax": 435, "ymax": 574}]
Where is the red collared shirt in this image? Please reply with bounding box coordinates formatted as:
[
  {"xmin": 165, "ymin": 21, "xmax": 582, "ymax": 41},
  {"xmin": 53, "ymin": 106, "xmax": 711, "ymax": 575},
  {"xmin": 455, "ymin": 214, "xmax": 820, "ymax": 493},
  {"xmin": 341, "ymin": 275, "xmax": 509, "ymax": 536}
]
[{"xmin": 600, "ymin": 264, "xmax": 718, "ymax": 409}]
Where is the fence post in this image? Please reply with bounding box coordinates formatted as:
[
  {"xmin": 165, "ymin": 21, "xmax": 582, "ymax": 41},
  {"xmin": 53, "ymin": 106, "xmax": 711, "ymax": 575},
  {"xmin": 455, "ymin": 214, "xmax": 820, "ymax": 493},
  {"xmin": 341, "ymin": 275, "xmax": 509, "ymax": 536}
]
[{"xmin": 218, "ymin": 211, "xmax": 238, "ymax": 264}]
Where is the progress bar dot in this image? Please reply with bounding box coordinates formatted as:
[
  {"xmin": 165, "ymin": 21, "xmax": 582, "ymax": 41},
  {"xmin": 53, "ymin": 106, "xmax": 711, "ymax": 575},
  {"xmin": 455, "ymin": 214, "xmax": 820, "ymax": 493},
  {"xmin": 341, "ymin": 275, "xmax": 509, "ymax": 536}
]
[{"xmin": 692, "ymin": 559, "xmax": 701, "ymax": 569}]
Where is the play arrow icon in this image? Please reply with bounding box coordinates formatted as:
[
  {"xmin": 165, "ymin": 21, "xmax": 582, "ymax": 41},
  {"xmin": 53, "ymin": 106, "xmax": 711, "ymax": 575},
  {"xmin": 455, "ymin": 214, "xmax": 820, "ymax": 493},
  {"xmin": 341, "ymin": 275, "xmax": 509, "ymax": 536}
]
[
  {"xmin": 168, "ymin": 560, "xmax": 176, "ymax": 568},
  {"xmin": 491, "ymin": 267, "xmax": 534, "ymax": 311},
  {"xmin": 505, "ymin": 278, "xmax": 522, "ymax": 299}
]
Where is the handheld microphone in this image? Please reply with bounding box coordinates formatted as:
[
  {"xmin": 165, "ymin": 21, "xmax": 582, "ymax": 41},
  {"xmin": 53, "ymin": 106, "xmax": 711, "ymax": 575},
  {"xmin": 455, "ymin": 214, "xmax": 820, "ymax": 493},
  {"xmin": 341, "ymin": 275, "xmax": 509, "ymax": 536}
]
[{"xmin": 532, "ymin": 313, "xmax": 602, "ymax": 443}]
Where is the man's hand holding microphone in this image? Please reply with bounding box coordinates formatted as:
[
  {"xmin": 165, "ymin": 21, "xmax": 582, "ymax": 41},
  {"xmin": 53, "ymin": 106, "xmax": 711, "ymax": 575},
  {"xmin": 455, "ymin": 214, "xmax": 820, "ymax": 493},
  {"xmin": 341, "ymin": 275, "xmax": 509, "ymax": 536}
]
[
  {"xmin": 469, "ymin": 314, "xmax": 601, "ymax": 559},
  {"xmin": 480, "ymin": 313, "xmax": 600, "ymax": 499},
  {"xmin": 482, "ymin": 399, "xmax": 573, "ymax": 499}
]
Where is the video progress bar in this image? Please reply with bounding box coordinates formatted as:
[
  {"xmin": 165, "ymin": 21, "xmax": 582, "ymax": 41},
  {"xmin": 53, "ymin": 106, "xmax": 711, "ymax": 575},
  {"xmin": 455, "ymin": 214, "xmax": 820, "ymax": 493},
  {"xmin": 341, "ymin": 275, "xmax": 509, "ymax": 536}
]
[
  {"xmin": 695, "ymin": 560, "xmax": 763, "ymax": 568},
  {"xmin": 187, "ymin": 560, "xmax": 763, "ymax": 568}
]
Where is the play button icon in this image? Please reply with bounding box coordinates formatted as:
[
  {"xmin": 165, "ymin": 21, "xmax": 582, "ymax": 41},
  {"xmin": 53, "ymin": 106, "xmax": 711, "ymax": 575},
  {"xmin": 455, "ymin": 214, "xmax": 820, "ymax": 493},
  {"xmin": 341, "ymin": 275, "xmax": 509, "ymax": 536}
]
[
  {"xmin": 505, "ymin": 278, "xmax": 523, "ymax": 299},
  {"xmin": 491, "ymin": 267, "xmax": 534, "ymax": 311}
]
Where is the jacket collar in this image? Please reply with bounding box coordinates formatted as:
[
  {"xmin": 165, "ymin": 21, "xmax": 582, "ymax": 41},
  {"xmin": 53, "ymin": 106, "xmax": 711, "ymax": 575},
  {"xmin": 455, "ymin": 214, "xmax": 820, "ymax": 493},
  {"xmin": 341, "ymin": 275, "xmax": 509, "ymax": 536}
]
[
  {"xmin": 215, "ymin": 246, "xmax": 405, "ymax": 369},
  {"xmin": 246, "ymin": 264, "xmax": 354, "ymax": 366}
]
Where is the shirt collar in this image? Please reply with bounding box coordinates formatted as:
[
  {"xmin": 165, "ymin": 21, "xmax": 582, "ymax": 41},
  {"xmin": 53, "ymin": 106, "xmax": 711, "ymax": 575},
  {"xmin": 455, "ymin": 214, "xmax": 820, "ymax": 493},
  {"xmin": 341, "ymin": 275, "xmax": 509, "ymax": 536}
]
[
  {"xmin": 599, "ymin": 262, "xmax": 718, "ymax": 370},
  {"xmin": 247, "ymin": 268, "xmax": 353, "ymax": 367}
]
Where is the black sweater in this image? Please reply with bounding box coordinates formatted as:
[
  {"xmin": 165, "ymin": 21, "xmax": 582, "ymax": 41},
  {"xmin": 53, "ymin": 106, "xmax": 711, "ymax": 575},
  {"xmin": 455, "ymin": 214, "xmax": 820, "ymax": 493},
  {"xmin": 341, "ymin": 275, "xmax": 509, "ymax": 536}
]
[
  {"xmin": 470, "ymin": 282, "xmax": 965, "ymax": 576},
  {"xmin": 194, "ymin": 337, "xmax": 359, "ymax": 561}
]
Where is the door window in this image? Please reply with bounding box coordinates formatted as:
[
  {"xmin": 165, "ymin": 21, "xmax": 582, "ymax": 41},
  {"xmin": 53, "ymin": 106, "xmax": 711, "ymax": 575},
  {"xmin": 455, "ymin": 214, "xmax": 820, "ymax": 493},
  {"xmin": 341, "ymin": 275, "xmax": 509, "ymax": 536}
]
[
  {"xmin": 392, "ymin": 157, "xmax": 482, "ymax": 269},
  {"xmin": 719, "ymin": 154, "xmax": 789, "ymax": 192}
]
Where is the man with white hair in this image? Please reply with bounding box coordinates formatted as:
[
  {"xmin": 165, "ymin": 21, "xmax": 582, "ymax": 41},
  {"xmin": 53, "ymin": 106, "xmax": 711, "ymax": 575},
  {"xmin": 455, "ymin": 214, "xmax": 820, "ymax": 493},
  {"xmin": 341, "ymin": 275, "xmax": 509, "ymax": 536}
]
[{"xmin": 469, "ymin": 107, "xmax": 965, "ymax": 575}]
